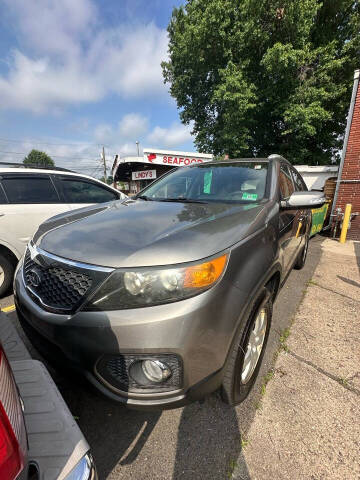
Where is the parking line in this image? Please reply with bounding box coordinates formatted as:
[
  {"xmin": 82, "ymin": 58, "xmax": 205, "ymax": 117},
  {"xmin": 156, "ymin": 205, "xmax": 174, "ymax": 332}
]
[{"xmin": 1, "ymin": 305, "xmax": 15, "ymax": 313}]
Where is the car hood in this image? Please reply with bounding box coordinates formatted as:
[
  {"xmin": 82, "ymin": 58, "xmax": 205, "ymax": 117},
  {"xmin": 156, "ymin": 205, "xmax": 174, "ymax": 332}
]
[{"xmin": 34, "ymin": 199, "xmax": 267, "ymax": 268}]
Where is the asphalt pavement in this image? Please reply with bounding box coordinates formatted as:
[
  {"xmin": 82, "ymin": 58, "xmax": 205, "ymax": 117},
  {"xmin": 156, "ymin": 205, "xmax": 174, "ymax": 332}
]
[{"xmin": 1, "ymin": 236, "xmax": 324, "ymax": 480}]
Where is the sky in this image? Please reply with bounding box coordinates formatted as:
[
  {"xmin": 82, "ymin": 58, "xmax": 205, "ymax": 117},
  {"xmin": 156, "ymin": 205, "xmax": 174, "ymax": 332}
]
[{"xmin": 0, "ymin": 0, "xmax": 194, "ymax": 177}]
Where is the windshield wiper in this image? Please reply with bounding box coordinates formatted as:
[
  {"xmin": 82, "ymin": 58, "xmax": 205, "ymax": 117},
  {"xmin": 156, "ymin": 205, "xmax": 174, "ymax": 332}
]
[{"xmin": 157, "ymin": 197, "xmax": 208, "ymax": 204}]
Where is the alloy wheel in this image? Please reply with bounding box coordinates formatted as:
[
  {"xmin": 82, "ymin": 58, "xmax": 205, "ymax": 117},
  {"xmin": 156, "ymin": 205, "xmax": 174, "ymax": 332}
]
[
  {"xmin": 241, "ymin": 308, "xmax": 268, "ymax": 384},
  {"xmin": 303, "ymin": 236, "xmax": 309, "ymax": 262},
  {"xmin": 0, "ymin": 265, "xmax": 4, "ymax": 288}
]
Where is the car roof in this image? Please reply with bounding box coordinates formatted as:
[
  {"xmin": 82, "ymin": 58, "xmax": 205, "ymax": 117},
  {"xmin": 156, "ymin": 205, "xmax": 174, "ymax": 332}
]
[
  {"xmin": 192, "ymin": 155, "xmax": 289, "ymax": 167},
  {"xmin": 0, "ymin": 167, "xmax": 120, "ymax": 192}
]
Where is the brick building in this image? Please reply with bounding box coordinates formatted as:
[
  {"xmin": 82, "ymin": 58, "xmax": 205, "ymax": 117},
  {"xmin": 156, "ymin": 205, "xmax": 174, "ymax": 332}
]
[{"xmin": 333, "ymin": 69, "xmax": 360, "ymax": 240}]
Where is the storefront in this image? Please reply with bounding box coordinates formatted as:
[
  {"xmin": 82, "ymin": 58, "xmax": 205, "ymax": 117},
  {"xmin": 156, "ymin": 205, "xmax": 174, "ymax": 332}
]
[{"xmin": 113, "ymin": 148, "xmax": 213, "ymax": 194}]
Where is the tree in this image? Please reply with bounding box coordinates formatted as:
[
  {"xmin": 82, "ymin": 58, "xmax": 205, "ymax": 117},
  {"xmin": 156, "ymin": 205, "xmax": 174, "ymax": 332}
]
[
  {"xmin": 162, "ymin": 0, "xmax": 360, "ymax": 165},
  {"xmin": 100, "ymin": 175, "xmax": 114, "ymax": 185},
  {"xmin": 23, "ymin": 149, "xmax": 55, "ymax": 167}
]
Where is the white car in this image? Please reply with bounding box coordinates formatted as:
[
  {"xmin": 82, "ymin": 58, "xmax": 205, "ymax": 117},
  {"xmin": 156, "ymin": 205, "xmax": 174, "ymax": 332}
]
[{"xmin": 0, "ymin": 164, "xmax": 127, "ymax": 296}]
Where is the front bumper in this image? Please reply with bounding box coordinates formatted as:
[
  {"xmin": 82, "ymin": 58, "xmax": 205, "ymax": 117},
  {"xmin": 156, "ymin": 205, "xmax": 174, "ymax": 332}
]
[{"xmin": 14, "ymin": 264, "xmax": 243, "ymax": 410}]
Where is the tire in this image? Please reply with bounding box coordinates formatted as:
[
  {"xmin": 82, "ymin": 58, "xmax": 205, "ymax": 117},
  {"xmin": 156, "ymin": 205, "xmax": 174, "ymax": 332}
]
[
  {"xmin": 0, "ymin": 253, "xmax": 15, "ymax": 297},
  {"xmin": 294, "ymin": 233, "xmax": 309, "ymax": 270},
  {"xmin": 221, "ymin": 288, "xmax": 272, "ymax": 406}
]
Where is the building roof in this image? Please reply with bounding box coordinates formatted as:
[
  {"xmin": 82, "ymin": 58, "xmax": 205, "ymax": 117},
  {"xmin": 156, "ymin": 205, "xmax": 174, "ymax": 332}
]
[{"xmin": 143, "ymin": 148, "xmax": 213, "ymax": 159}]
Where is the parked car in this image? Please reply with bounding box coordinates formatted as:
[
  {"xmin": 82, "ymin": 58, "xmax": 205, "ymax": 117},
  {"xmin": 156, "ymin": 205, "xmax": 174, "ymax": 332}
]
[
  {"xmin": 0, "ymin": 311, "xmax": 97, "ymax": 479},
  {"xmin": 0, "ymin": 164, "xmax": 127, "ymax": 296},
  {"xmin": 14, "ymin": 155, "xmax": 325, "ymax": 409}
]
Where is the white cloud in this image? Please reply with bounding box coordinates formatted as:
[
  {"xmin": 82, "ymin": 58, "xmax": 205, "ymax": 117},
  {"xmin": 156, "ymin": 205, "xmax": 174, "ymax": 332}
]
[
  {"xmin": 118, "ymin": 113, "xmax": 149, "ymax": 138},
  {"xmin": 147, "ymin": 123, "xmax": 193, "ymax": 148},
  {"xmin": 92, "ymin": 116, "xmax": 194, "ymax": 151},
  {"xmin": 0, "ymin": 51, "xmax": 102, "ymax": 113},
  {"xmin": 88, "ymin": 25, "xmax": 168, "ymax": 98},
  {"xmin": 93, "ymin": 113, "xmax": 149, "ymax": 144},
  {"xmin": 0, "ymin": 1, "xmax": 168, "ymax": 113},
  {"xmin": 0, "ymin": 122, "xmax": 196, "ymax": 178},
  {"xmin": 2, "ymin": 0, "xmax": 97, "ymax": 58},
  {"xmin": 94, "ymin": 124, "xmax": 114, "ymax": 143},
  {"xmin": 0, "ymin": 135, "xmax": 131, "ymax": 178}
]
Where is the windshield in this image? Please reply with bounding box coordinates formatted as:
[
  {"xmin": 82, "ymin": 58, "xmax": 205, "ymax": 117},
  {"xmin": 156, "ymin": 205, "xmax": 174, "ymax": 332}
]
[{"xmin": 139, "ymin": 162, "xmax": 268, "ymax": 204}]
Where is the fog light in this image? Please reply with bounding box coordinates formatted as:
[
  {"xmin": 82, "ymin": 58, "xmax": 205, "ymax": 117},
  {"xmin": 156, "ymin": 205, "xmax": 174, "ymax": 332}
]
[{"xmin": 141, "ymin": 360, "xmax": 171, "ymax": 383}]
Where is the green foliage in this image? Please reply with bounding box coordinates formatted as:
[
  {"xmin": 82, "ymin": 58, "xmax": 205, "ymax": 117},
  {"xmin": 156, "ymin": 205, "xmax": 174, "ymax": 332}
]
[
  {"xmin": 23, "ymin": 149, "xmax": 55, "ymax": 167},
  {"xmin": 100, "ymin": 175, "xmax": 114, "ymax": 185},
  {"xmin": 163, "ymin": 0, "xmax": 360, "ymax": 164}
]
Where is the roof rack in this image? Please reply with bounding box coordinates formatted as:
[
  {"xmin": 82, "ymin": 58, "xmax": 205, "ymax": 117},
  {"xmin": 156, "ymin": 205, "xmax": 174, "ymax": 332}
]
[{"xmin": 0, "ymin": 161, "xmax": 74, "ymax": 173}]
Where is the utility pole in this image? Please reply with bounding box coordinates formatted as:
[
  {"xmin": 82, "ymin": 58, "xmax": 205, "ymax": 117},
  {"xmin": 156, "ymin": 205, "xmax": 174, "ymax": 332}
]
[
  {"xmin": 102, "ymin": 146, "xmax": 107, "ymax": 182},
  {"xmin": 136, "ymin": 141, "xmax": 140, "ymax": 158}
]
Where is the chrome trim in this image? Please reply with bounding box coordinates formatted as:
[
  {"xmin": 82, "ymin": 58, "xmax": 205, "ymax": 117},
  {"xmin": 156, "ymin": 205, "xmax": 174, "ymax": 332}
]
[
  {"xmin": 64, "ymin": 453, "xmax": 97, "ymax": 480},
  {"xmin": 27, "ymin": 242, "xmax": 115, "ymax": 273},
  {"xmin": 25, "ymin": 279, "xmax": 69, "ymax": 314}
]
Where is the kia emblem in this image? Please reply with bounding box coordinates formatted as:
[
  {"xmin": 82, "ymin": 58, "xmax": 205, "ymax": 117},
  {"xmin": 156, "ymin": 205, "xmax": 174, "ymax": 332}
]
[{"xmin": 28, "ymin": 269, "xmax": 42, "ymax": 288}]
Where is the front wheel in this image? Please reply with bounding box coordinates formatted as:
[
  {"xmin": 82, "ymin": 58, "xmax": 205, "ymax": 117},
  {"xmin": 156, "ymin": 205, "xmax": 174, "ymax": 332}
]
[
  {"xmin": 0, "ymin": 254, "xmax": 14, "ymax": 297},
  {"xmin": 221, "ymin": 289, "xmax": 272, "ymax": 405},
  {"xmin": 294, "ymin": 233, "xmax": 309, "ymax": 270}
]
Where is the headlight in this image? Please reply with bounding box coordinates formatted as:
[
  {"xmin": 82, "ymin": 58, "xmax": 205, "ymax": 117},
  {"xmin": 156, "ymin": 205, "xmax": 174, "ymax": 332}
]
[{"xmin": 83, "ymin": 253, "xmax": 228, "ymax": 310}]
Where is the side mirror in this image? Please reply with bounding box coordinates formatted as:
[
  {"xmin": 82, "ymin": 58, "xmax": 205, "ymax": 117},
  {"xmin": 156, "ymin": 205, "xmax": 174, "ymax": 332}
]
[{"xmin": 281, "ymin": 191, "xmax": 326, "ymax": 210}]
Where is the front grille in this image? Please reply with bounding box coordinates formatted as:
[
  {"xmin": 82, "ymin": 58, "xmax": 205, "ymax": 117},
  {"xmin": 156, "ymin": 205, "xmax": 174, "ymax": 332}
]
[
  {"xmin": 23, "ymin": 248, "xmax": 93, "ymax": 312},
  {"xmin": 96, "ymin": 354, "xmax": 183, "ymax": 393}
]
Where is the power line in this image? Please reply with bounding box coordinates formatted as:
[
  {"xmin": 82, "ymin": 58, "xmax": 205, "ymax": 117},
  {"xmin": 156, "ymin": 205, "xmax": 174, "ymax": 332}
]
[
  {"xmin": 89, "ymin": 164, "xmax": 103, "ymax": 178},
  {"xmin": 0, "ymin": 141, "xmax": 137, "ymax": 160},
  {"xmin": 0, "ymin": 136, "xmax": 102, "ymax": 147},
  {"xmin": 0, "ymin": 150, "xmax": 103, "ymax": 160}
]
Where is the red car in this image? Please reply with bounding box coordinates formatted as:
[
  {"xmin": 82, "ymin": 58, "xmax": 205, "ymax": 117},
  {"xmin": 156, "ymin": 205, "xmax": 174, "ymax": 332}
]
[{"xmin": 0, "ymin": 311, "xmax": 97, "ymax": 480}]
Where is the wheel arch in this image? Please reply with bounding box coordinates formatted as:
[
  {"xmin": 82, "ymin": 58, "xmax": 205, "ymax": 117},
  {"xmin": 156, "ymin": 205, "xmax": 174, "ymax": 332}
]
[
  {"xmin": 221, "ymin": 261, "xmax": 281, "ymax": 377},
  {"xmin": 265, "ymin": 270, "xmax": 281, "ymax": 303},
  {"xmin": 0, "ymin": 243, "xmax": 20, "ymax": 267}
]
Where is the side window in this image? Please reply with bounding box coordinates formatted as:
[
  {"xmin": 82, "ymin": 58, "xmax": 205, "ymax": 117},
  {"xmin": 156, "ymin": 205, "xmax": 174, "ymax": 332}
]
[
  {"xmin": 60, "ymin": 178, "xmax": 118, "ymax": 203},
  {"xmin": 1, "ymin": 175, "xmax": 59, "ymax": 204},
  {"xmin": 290, "ymin": 167, "xmax": 307, "ymax": 191},
  {"xmin": 0, "ymin": 184, "xmax": 8, "ymax": 204},
  {"xmin": 279, "ymin": 165, "xmax": 295, "ymax": 199}
]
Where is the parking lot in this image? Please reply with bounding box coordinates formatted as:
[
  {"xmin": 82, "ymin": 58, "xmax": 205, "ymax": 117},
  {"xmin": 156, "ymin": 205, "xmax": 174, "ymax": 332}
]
[{"xmin": 1, "ymin": 237, "xmax": 323, "ymax": 480}]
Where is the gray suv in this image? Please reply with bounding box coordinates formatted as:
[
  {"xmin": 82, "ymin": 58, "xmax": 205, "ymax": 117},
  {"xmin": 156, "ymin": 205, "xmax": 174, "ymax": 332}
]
[{"xmin": 14, "ymin": 156, "xmax": 325, "ymax": 409}]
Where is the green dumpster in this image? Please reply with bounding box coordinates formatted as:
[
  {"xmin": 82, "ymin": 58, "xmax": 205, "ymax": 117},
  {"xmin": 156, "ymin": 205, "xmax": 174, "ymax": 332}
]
[{"xmin": 310, "ymin": 202, "xmax": 329, "ymax": 237}]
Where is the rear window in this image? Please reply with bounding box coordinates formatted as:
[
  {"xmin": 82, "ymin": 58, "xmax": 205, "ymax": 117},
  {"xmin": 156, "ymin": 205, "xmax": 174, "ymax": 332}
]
[
  {"xmin": 142, "ymin": 162, "xmax": 269, "ymax": 203},
  {"xmin": 1, "ymin": 176, "xmax": 59, "ymax": 204},
  {"xmin": 60, "ymin": 178, "xmax": 118, "ymax": 203}
]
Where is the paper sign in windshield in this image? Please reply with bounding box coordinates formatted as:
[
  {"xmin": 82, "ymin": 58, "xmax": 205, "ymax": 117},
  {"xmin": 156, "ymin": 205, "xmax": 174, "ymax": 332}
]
[
  {"xmin": 242, "ymin": 192, "xmax": 258, "ymax": 201},
  {"xmin": 203, "ymin": 170, "xmax": 213, "ymax": 193}
]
